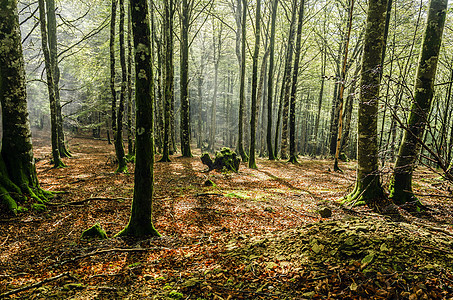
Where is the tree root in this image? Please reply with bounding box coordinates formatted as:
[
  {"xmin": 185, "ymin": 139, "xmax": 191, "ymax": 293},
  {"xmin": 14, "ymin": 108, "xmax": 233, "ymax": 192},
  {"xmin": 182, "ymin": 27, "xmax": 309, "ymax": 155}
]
[{"xmin": 47, "ymin": 197, "xmax": 131, "ymax": 206}]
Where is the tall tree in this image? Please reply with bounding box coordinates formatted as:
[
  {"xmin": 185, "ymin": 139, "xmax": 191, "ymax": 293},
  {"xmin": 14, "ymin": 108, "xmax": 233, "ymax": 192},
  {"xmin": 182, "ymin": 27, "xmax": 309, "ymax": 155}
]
[
  {"xmin": 46, "ymin": 0, "xmax": 70, "ymax": 158},
  {"xmin": 159, "ymin": 0, "xmax": 174, "ymax": 162},
  {"xmin": 209, "ymin": 21, "xmax": 223, "ymax": 153},
  {"xmin": 237, "ymin": 0, "xmax": 248, "ymax": 162},
  {"xmin": 389, "ymin": 0, "xmax": 448, "ymax": 205},
  {"xmin": 110, "ymin": 0, "xmax": 118, "ymax": 139},
  {"xmin": 180, "ymin": 0, "xmax": 192, "ymax": 157},
  {"xmin": 126, "ymin": 2, "xmax": 134, "ymax": 156},
  {"xmin": 38, "ymin": 0, "xmax": 65, "ymax": 168},
  {"xmin": 334, "ymin": 0, "xmax": 354, "ymax": 171},
  {"xmin": 278, "ymin": 0, "xmax": 297, "ymax": 159},
  {"xmin": 341, "ymin": 0, "xmax": 388, "ymax": 209},
  {"xmin": 114, "ymin": 0, "xmax": 128, "ymax": 173},
  {"xmin": 288, "ymin": 0, "xmax": 305, "ymax": 164},
  {"xmin": 248, "ymin": 0, "xmax": 261, "ymax": 169},
  {"xmin": 0, "ymin": 0, "xmax": 51, "ymax": 213},
  {"xmin": 117, "ymin": 0, "xmax": 160, "ymax": 237}
]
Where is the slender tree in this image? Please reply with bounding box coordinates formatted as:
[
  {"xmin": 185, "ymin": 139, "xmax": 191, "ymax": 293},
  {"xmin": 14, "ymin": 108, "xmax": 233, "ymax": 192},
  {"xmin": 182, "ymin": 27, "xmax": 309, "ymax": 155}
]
[
  {"xmin": 266, "ymin": 0, "xmax": 277, "ymax": 160},
  {"xmin": 288, "ymin": 0, "xmax": 305, "ymax": 164},
  {"xmin": 46, "ymin": 0, "xmax": 71, "ymax": 158},
  {"xmin": 38, "ymin": 0, "xmax": 65, "ymax": 168},
  {"xmin": 114, "ymin": 0, "xmax": 128, "ymax": 173},
  {"xmin": 341, "ymin": 0, "xmax": 388, "ymax": 209},
  {"xmin": 389, "ymin": 0, "xmax": 448, "ymax": 205},
  {"xmin": 248, "ymin": 0, "xmax": 261, "ymax": 169},
  {"xmin": 334, "ymin": 0, "xmax": 354, "ymax": 171},
  {"xmin": 117, "ymin": 0, "xmax": 160, "ymax": 237},
  {"xmin": 0, "ymin": 0, "xmax": 51, "ymax": 213},
  {"xmin": 110, "ymin": 0, "xmax": 118, "ymax": 137},
  {"xmin": 180, "ymin": 0, "xmax": 192, "ymax": 157},
  {"xmin": 159, "ymin": 0, "xmax": 173, "ymax": 162},
  {"xmin": 237, "ymin": 0, "xmax": 248, "ymax": 162},
  {"xmin": 278, "ymin": 0, "xmax": 297, "ymax": 159}
]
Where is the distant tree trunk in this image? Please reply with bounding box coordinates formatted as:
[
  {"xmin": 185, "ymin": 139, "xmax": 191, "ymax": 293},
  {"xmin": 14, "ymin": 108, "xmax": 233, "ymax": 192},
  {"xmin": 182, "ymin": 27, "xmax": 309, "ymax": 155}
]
[
  {"xmin": 237, "ymin": 0, "xmax": 248, "ymax": 162},
  {"xmin": 209, "ymin": 23, "xmax": 222, "ymax": 153},
  {"xmin": 117, "ymin": 0, "xmax": 160, "ymax": 238},
  {"xmin": 342, "ymin": 0, "xmax": 388, "ymax": 209},
  {"xmin": 38, "ymin": 0, "xmax": 65, "ymax": 168},
  {"xmin": 390, "ymin": 0, "xmax": 447, "ymax": 205},
  {"xmin": 248, "ymin": 0, "xmax": 261, "ymax": 169},
  {"xmin": 1, "ymin": 0, "xmax": 51, "ymax": 213},
  {"xmin": 266, "ymin": 0, "xmax": 278, "ymax": 160},
  {"xmin": 289, "ymin": 0, "xmax": 305, "ymax": 164},
  {"xmin": 334, "ymin": 0, "xmax": 354, "ymax": 171},
  {"xmin": 197, "ymin": 55, "xmax": 205, "ymax": 149},
  {"xmin": 159, "ymin": 0, "xmax": 173, "ymax": 162},
  {"xmin": 46, "ymin": 0, "xmax": 70, "ymax": 158},
  {"xmin": 279, "ymin": 0, "xmax": 297, "ymax": 159},
  {"xmin": 312, "ymin": 45, "xmax": 326, "ymax": 155},
  {"xmin": 110, "ymin": 0, "xmax": 118, "ymax": 138},
  {"xmin": 340, "ymin": 66, "xmax": 360, "ymax": 157},
  {"xmin": 127, "ymin": 2, "xmax": 134, "ymax": 156},
  {"xmin": 113, "ymin": 0, "xmax": 127, "ymax": 173},
  {"xmin": 180, "ymin": 0, "xmax": 192, "ymax": 157}
]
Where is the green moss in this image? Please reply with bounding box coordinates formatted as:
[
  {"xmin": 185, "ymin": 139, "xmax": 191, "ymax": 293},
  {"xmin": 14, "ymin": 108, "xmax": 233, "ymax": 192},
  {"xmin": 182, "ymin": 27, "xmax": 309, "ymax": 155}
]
[
  {"xmin": 31, "ymin": 203, "xmax": 47, "ymax": 212},
  {"xmin": 168, "ymin": 290, "xmax": 183, "ymax": 299},
  {"xmin": 81, "ymin": 223, "xmax": 107, "ymax": 240},
  {"xmin": 225, "ymin": 192, "xmax": 250, "ymax": 199}
]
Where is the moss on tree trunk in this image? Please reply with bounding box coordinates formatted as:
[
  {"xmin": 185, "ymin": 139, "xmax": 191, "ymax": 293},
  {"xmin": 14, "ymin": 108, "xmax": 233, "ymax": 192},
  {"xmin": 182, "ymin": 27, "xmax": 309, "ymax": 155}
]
[
  {"xmin": 341, "ymin": 0, "xmax": 388, "ymax": 209},
  {"xmin": 389, "ymin": 0, "xmax": 447, "ymax": 205},
  {"xmin": 0, "ymin": 1, "xmax": 51, "ymax": 214},
  {"xmin": 116, "ymin": 0, "xmax": 160, "ymax": 237}
]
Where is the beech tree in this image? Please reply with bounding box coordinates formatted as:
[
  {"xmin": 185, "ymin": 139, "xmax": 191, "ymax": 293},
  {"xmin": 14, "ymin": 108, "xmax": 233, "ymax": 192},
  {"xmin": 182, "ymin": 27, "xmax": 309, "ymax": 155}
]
[
  {"xmin": 0, "ymin": 0, "xmax": 51, "ymax": 213},
  {"xmin": 38, "ymin": 0, "xmax": 65, "ymax": 168},
  {"xmin": 342, "ymin": 0, "xmax": 388, "ymax": 208},
  {"xmin": 390, "ymin": 0, "xmax": 448, "ymax": 205},
  {"xmin": 117, "ymin": 0, "xmax": 160, "ymax": 237}
]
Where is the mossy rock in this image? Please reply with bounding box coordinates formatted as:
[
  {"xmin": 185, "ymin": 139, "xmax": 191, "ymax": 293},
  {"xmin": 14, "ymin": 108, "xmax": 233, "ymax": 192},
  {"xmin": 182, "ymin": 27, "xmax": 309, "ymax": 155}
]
[
  {"xmin": 201, "ymin": 148, "xmax": 240, "ymax": 172},
  {"xmin": 81, "ymin": 223, "xmax": 107, "ymax": 240}
]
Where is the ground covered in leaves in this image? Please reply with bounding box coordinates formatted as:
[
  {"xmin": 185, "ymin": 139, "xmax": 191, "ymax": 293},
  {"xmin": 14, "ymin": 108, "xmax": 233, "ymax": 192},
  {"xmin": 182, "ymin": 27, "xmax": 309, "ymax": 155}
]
[{"xmin": 1, "ymin": 132, "xmax": 453, "ymax": 299}]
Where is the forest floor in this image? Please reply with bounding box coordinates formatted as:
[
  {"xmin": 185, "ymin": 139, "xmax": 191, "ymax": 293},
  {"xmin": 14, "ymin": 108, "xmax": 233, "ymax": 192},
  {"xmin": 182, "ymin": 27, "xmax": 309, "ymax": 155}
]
[{"xmin": 1, "ymin": 131, "xmax": 453, "ymax": 299}]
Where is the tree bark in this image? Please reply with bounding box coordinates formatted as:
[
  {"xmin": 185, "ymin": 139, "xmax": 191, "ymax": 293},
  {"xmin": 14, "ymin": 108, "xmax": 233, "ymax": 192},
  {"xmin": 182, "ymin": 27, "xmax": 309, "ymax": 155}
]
[
  {"xmin": 289, "ymin": 0, "xmax": 305, "ymax": 164},
  {"xmin": 180, "ymin": 0, "xmax": 192, "ymax": 157},
  {"xmin": 266, "ymin": 0, "xmax": 278, "ymax": 160},
  {"xmin": 342, "ymin": 0, "xmax": 388, "ymax": 209},
  {"xmin": 390, "ymin": 0, "xmax": 447, "ymax": 205},
  {"xmin": 46, "ymin": 0, "xmax": 70, "ymax": 158},
  {"xmin": 237, "ymin": 0, "xmax": 248, "ymax": 162},
  {"xmin": 38, "ymin": 0, "xmax": 65, "ymax": 168},
  {"xmin": 116, "ymin": 0, "xmax": 160, "ymax": 237},
  {"xmin": 0, "ymin": 0, "xmax": 51, "ymax": 213}
]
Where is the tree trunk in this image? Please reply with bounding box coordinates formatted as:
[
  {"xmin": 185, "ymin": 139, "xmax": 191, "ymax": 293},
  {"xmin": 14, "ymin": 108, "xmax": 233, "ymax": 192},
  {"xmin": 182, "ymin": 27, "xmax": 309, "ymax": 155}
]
[
  {"xmin": 279, "ymin": 0, "xmax": 297, "ymax": 160},
  {"xmin": 114, "ymin": 0, "xmax": 127, "ymax": 173},
  {"xmin": 38, "ymin": 0, "xmax": 65, "ymax": 168},
  {"xmin": 342, "ymin": 0, "xmax": 388, "ymax": 209},
  {"xmin": 46, "ymin": 0, "xmax": 70, "ymax": 158},
  {"xmin": 266, "ymin": 0, "xmax": 278, "ymax": 160},
  {"xmin": 110, "ymin": 0, "xmax": 118, "ymax": 137},
  {"xmin": 289, "ymin": 0, "xmax": 305, "ymax": 164},
  {"xmin": 237, "ymin": 0, "xmax": 248, "ymax": 162},
  {"xmin": 390, "ymin": 0, "xmax": 447, "ymax": 205},
  {"xmin": 127, "ymin": 2, "xmax": 134, "ymax": 156},
  {"xmin": 248, "ymin": 0, "xmax": 261, "ymax": 169},
  {"xmin": 116, "ymin": 0, "xmax": 160, "ymax": 238},
  {"xmin": 159, "ymin": 0, "xmax": 173, "ymax": 162},
  {"xmin": 0, "ymin": 0, "xmax": 51, "ymax": 213},
  {"xmin": 180, "ymin": 0, "xmax": 192, "ymax": 157},
  {"xmin": 333, "ymin": 0, "xmax": 354, "ymax": 171}
]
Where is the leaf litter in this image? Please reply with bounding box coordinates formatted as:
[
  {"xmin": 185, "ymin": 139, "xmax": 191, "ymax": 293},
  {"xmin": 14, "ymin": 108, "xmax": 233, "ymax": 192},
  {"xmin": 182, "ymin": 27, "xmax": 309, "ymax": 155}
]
[{"xmin": 0, "ymin": 132, "xmax": 452, "ymax": 299}]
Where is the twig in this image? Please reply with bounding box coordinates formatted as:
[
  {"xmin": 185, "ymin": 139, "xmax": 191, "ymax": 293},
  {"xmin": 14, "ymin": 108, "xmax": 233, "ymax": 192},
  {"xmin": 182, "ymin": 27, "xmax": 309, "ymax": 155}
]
[
  {"xmin": 57, "ymin": 247, "xmax": 169, "ymax": 266},
  {"xmin": 195, "ymin": 193, "xmax": 223, "ymax": 197},
  {"xmin": 0, "ymin": 272, "xmax": 70, "ymax": 298},
  {"xmin": 47, "ymin": 197, "xmax": 131, "ymax": 206},
  {"xmin": 1, "ymin": 234, "xmax": 9, "ymax": 247}
]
